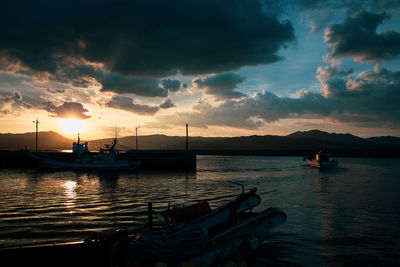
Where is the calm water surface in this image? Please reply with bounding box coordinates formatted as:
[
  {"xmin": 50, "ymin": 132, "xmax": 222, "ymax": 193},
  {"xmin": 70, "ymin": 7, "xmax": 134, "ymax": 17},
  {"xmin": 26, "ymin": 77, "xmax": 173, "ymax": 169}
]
[{"xmin": 1, "ymin": 156, "xmax": 400, "ymax": 265}]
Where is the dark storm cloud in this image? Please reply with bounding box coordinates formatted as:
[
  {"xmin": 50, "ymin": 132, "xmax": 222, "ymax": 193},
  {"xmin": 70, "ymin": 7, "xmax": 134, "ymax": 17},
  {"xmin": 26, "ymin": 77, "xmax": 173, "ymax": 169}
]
[
  {"xmin": 39, "ymin": 57, "xmax": 180, "ymax": 97},
  {"xmin": 106, "ymin": 95, "xmax": 160, "ymax": 115},
  {"xmin": 193, "ymin": 72, "xmax": 247, "ymax": 99},
  {"xmin": 317, "ymin": 65, "xmax": 400, "ymax": 125},
  {"xmin": 0, "ymin": 0, "xmax": 294, "ymax": 79},
  {"xmin": 280, "ymin": 0, "xmax": 400, "ymax": 33},
  {"xmin": 324, "ymin": 11, "xmax": 400, "ymax": 63},
  {"xmin": 43, "ymin": 101, "xmax": 91, "ymax": 119},
  {"xmin": 161, "ymin": 80, "xmax": 181, "ymax": 92},
  {"xmin": 160, "ymin": 98, "xmax": 175, "ymax": 109},
  {"xmin": 146, "ymin": 65, "xmax": 400, "ymax": 129},
  {"xmin": 100, "ymin": 74, "xmax": 168, "ymax": 97}
]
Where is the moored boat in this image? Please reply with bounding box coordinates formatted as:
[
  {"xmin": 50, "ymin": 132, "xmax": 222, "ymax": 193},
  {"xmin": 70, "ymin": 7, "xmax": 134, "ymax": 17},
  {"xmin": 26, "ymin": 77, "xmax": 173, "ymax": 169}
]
[{"xmin": 27, "ymin": 135, "xmax": 141, "ymax": 171}]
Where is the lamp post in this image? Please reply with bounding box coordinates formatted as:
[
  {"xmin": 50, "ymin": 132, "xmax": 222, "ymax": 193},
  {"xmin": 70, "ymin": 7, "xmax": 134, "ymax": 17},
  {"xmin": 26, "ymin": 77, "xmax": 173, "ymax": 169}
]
[
  {"xmin": 186, "ymin": 123, "xmax": 188, "ymax": 152},
  {"xmin": 135, "ymin": 127, "xmax": 140, "ymax": 151},
  {"xmin": 32, "ymin": 118, "xmax": 39, "ymax": 152}
]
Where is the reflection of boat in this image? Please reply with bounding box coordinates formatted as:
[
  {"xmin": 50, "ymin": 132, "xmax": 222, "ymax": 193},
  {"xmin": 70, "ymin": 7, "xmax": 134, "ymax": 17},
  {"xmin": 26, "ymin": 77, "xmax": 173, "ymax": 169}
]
[
  {"xmin": 0, "ymin": 185, "xmax": 286, "ymax": 267},
  {"xmin": 305, "ymin": 150, "xmax": 338, "ymax": 169},
  {"xmin": 27, "ymin": 135, "xmax": 140, "ymax": 171}
]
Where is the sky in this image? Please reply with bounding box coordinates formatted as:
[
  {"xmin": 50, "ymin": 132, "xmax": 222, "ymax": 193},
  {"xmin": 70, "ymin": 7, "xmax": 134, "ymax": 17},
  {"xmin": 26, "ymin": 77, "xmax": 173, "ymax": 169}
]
[{"xmin": 1, "ymin": 0, "xmax": 400, "ymax": 139}]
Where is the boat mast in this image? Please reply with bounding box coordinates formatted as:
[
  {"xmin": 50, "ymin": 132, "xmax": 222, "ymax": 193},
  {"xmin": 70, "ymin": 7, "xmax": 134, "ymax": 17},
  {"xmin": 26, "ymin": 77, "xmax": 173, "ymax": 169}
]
[
  {"xmin": 77, "ymin": 133, "xmax": 80, "ymax": 153},
  {"xmin": 111, "ymin": 125, "xmax": 117, "ymax": 151},
  {"xmin": 32, "ymin": 118, "xmax": 39, "ymax": 152}
]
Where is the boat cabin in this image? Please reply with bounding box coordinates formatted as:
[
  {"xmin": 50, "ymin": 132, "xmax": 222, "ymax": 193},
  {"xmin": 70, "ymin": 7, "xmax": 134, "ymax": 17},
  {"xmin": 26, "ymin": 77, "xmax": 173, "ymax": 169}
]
[
  {"xmin": 316, "ymin": 152, "xmax": 330, "ymax": 161},
  {"xmin": 72, "ymin": 135, "xmax": 90, "ymax": 153}
]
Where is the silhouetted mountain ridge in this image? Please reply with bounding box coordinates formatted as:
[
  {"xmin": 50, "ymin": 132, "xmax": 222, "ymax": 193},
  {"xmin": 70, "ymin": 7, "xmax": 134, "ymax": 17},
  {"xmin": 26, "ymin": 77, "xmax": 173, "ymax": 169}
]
[
  {"xmin": 0, "ymin": 131, "xmax": 73, "ymax": 150},
  {"xmin": 1, "ymin": 130, "xmax": 399, "ymax": 152}
]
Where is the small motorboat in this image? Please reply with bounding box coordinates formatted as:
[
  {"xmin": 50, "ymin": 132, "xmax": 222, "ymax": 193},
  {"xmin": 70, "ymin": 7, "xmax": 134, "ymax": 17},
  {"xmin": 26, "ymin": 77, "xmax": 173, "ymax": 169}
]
[
  {"xmin": 27, "ymin": 135, "xmax": 141, "ymax": 171},
  {"xmin": 304, "ymin": 150, "xmax": 338, "ymax": 169},
  {"xmin": 112, "ymin": 186, "xmax": 286, "ymax": 266}
]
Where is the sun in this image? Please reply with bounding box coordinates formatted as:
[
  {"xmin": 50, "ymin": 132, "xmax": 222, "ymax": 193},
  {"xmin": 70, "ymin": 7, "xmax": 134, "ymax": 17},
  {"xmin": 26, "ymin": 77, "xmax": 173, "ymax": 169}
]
[{"xmin": 59, "ymin": 118, "xmax": 87, "ymax": 135}]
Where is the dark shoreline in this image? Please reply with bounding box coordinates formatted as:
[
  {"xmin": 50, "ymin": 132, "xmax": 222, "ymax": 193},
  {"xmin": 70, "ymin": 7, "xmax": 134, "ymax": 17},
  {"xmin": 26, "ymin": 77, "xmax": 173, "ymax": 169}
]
[
  {"xmin": 191, "ymin": 149, "xmax": 400, "ymax": 158},
  {"xmin": 0, "ymin": 149, "xmax": 399, "ymax": 171}
]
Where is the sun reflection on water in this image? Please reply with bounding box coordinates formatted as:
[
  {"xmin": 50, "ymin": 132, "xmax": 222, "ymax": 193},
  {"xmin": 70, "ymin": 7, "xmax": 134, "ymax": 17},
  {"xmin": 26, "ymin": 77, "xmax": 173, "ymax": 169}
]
[{"xmin": 63, "ymin": 180, "xmax": 77, "ymax": 211}]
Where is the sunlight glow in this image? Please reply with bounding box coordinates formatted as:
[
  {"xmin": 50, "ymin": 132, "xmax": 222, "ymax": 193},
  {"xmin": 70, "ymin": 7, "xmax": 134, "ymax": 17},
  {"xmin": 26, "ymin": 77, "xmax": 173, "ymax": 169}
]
[
  {"xmin": 63, "ymin": 180, "xmax": 77, "ymax": 210},
  {"xmin": 59, "ymin": 118, "xmax": 87, "ymax": 134}
]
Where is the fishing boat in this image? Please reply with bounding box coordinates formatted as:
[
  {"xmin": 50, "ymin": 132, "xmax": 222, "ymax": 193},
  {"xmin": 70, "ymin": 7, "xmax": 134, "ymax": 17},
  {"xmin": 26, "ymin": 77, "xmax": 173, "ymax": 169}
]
[
  {"xmin": 305, "ymin": 150, "xmax": 338, "ymax": 169},
  {"xmin": 0, "ymin": 185, "xmax": 286, "ymax": 267},
  {"xmin": 27, "ymin": 135, "xmax": 141, "ymax": 171}
]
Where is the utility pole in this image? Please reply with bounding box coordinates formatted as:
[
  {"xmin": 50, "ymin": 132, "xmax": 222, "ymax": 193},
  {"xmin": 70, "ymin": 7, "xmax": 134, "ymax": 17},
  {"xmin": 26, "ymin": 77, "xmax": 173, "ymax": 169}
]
[
  {"xmin": 186, "ymin": 123, "xmax": 188, "ymax": 152},
  {"xmin": 135, "ymin": 127, "xmax": 140, "ymax": 151},
  {"xmin": 32, "ymin": 118, "xmax": 39, "ymax": 152}
]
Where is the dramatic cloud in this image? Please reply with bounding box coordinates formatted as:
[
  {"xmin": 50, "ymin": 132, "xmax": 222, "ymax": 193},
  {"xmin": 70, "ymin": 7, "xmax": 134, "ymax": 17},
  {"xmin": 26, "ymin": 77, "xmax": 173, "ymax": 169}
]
[
  {"xmin": 0, "ymin": 0, "xmax": 294, "ymax": 79},
  {"xmin": 146, "ymin": 65, "xmax": 400, "ymax": 129},
  {"xmin": 100, "ymin": 74, "xmax": 168, "ymax": 97},
  {"xmin": 192, "ymin": 72, "xmax": 246, "ymax": 99},
  {"xmin": 35, "ymin": 57, "xmax": 180, "ymax": 97},
  {"xmin": 0, "ymin": 92, "xmax": 32, "ymax": 115},
  {"xmin": 160, "ymin": 98, "xmax": 175, "ymax": 109},
  {"xmin": 285, "ymin": 0, "xmax": 400, "ymax": 32},
  {"xmin": 161, "ymin": 79, "xmax": 181, "ymax": 92},
  {"xmin": 107, "ymin": 95, "xmax": 160, "ymax": 115},
  {"xmin": 324, "ymin": 11, "xmax": 400, "ymax": 63},
  {"xmin": 43, "ymin": 102, "xmax": 91, "ymax": 119},
  {"xmin": 317, "ymin": 65, "xmax": 400, "ymax": 125}
]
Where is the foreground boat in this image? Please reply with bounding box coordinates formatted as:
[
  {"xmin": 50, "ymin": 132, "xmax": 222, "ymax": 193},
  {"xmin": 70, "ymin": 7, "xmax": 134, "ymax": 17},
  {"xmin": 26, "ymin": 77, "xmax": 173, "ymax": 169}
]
[
  {"xmin": 0, "ymin": 186, "xmax": 286, "ymax": 266},
  {"xmin": 305, "ymin": 150, "xmax": 338, "ymax": 169},
  {"xmin": 112, "ymin": 186, "xmax": 286, "ymax": 266},
  {"xmin": 27, "ymin": 135, "xmax": 141, "ymax": 171}
]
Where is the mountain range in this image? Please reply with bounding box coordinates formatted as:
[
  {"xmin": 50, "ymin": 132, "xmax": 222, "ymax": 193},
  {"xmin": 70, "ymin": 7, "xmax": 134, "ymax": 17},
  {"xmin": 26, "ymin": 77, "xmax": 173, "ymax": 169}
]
[{"xmin": 2, "ymin": 130, "xmax": 399, "ymax": 155}]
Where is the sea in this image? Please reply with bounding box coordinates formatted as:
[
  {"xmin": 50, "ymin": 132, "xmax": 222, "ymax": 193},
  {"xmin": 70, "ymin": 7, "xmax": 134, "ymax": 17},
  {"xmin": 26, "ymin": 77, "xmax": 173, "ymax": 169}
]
[{"xmin": 1, "ymin": 155, "xmax": 400, "ymax": 266}]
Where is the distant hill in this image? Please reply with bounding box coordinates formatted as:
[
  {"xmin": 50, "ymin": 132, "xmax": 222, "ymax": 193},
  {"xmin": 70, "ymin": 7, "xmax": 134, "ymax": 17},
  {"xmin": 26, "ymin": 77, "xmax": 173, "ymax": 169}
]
[
  {"xmin": 1, "ymin": 130, "xmax": 400, "ymax": 154},
  {"xmin": 367, "ymin": 136, "xmax": 400, "ymax": 145},
  {"xmin": 0, "ymin": 131, "xmax": 73, "ymax": 150},
  {"xmin": 84, "ymin": 129, "xmax": 400, "ymax": 152},
  {"xmin": 86, "ymin": 135, "xmax": 223, "ymax": 151}
]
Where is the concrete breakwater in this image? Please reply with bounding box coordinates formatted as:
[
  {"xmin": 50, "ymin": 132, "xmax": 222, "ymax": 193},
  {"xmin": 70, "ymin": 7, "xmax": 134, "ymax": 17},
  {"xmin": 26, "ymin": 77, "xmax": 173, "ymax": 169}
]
[{"xmin": 0, "ymin": 150, "xmax": 196, "ymax": 171}]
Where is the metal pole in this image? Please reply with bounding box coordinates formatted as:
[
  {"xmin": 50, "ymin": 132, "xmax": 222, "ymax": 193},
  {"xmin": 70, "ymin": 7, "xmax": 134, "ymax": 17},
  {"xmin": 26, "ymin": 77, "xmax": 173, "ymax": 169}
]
[
  {"xmin": 186, "ymin": 123, "xmax": 188, "ymax": 152},
  {"xmin": 135, "ymin": 127, "xmax": 139, "ymax": 150},
  {"xmin": 33, "ymin": 118, "xmax": 39, "ymax": 152}
]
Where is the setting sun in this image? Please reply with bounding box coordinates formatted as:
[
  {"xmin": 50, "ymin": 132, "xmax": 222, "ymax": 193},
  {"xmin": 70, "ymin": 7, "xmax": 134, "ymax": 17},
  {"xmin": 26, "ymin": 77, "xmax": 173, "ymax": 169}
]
[{"xmin": 59, "ymin": 118, "xmax": 87, "ymax": 134}]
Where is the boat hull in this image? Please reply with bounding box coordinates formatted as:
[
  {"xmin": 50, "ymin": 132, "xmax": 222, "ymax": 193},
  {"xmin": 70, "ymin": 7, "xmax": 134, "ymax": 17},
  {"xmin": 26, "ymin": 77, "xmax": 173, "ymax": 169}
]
[
  {"xmin": 179, "ymin": 189, "xmax": 261, "ymax": 230},
  {"xmin": 125, "ymin": 207, "xmax": 286, "ymax": 266},
  {"xmin": 307, "ymin": 159, "xmax": 338, "ymax": 169},
  {"xmin": 182, "ymin": 208, "xmax": 287, "ymax": 266},
  {"xmin": 27, "ymin": 152, "xmax": 139, "ymax": 171}
]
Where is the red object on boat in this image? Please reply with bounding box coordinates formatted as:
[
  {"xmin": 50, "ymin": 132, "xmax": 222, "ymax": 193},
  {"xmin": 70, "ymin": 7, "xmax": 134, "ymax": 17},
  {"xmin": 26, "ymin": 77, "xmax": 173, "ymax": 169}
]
[{"xmin": 170, "ymin": 201, "xmax": 212, "ymax": 223}]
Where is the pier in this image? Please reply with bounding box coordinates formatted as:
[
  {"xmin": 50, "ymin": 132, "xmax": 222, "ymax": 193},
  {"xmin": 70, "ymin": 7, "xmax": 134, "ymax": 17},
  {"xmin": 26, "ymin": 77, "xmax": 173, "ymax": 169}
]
[{"xmin": 0, "ymin": 150, "xmax": 196, "ymax": 171}]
